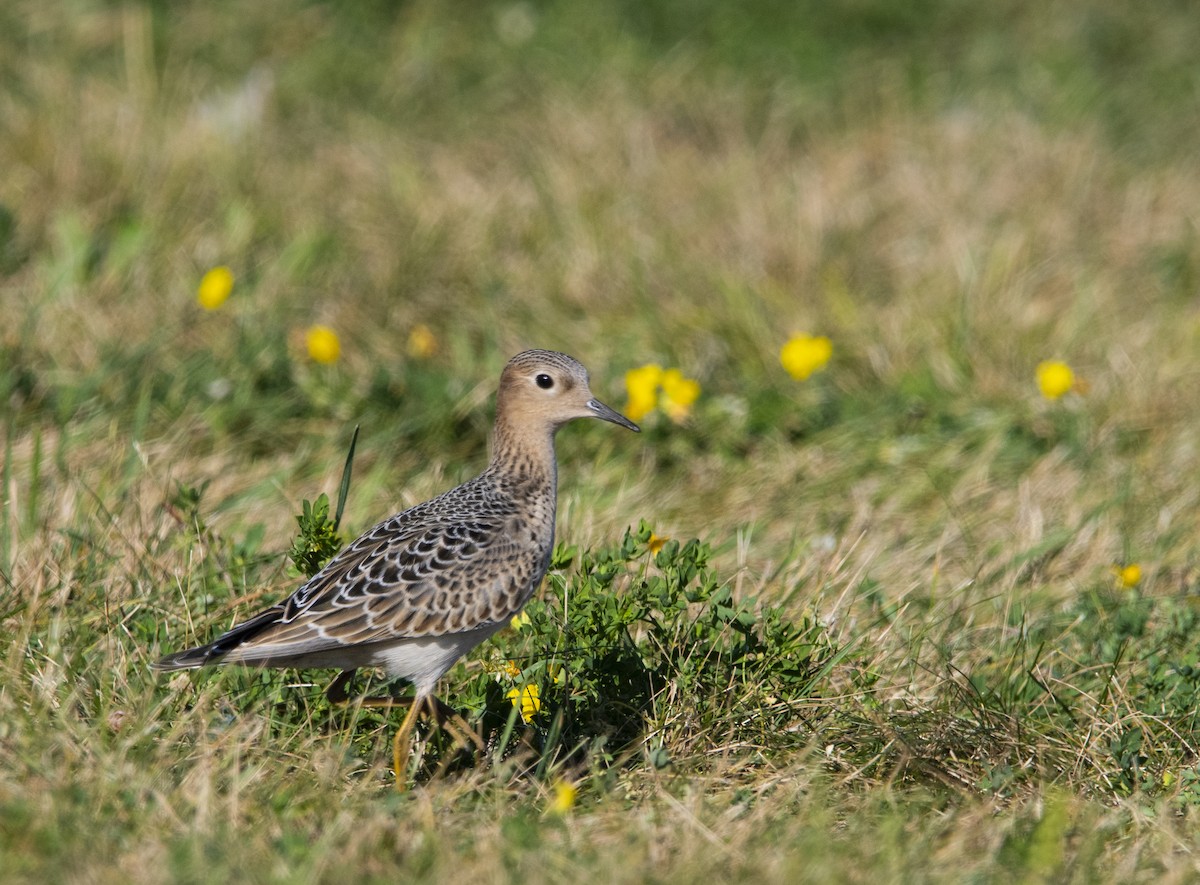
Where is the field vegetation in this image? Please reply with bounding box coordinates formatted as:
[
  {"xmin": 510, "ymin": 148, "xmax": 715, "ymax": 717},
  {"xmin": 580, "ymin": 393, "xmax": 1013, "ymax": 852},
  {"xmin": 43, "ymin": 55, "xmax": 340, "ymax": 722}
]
[{"xmin": 3, "ymin": 0, "xmax": 1200, "ymax": 880}]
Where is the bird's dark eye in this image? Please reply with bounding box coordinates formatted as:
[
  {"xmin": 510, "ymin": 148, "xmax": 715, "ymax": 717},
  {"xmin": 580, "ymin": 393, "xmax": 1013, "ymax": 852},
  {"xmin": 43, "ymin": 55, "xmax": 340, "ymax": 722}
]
[{"xmin": 535, "ymin": 373, "xmax": 554, "ymax": 390}]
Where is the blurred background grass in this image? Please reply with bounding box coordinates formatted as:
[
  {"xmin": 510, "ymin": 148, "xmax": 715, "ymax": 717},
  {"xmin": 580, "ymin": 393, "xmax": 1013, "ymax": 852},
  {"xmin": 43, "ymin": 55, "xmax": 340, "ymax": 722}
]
[{"xmin": 4, "ymin": 0, "xmax": 1200, "ymax": 881}]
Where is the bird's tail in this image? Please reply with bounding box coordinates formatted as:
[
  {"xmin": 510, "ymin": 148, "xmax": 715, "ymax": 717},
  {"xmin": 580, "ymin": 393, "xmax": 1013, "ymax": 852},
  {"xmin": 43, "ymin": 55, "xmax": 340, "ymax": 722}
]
[
  {"xmin": 153, "ymin": 604, "xmax": 285, "ymax": 671},
  {"xmin": 154, "ymin": 643, "xmax": 221, "ymax": 671}
]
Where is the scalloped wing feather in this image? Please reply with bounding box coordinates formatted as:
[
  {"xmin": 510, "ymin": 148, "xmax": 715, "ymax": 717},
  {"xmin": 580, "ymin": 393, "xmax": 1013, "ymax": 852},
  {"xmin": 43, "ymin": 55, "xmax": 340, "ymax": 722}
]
[{"xmin": 219, "ymin": 494, "xmax": 549, "ymax": 664}]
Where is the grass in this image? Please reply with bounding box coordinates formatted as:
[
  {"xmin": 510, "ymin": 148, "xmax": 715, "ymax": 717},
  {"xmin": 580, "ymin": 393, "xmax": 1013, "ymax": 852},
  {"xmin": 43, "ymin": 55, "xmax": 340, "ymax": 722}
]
[{"xmin": 4, "ymin": 0, "xmax": 1200, "ymax": 880}]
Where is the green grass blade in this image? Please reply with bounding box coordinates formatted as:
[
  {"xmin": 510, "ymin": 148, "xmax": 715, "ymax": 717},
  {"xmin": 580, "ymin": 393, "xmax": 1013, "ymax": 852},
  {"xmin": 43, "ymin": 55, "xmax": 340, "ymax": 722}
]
[{"xmin": 333, "ymin": 424, "xmax": 359, "ymax": 533}]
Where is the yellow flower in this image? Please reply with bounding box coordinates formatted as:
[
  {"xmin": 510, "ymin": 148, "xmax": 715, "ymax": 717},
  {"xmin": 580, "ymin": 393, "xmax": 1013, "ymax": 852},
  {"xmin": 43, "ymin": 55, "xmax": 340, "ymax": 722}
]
[
  {"xmin": 1115, "ymin": 563, "xmax": 1142, "ymax": 588},
  {"xmin": 660, "ymin": 368, "xmax": 701, "ymax": 423},
  {"xmin": 197, "ymin": 266, "xmax": 234, "ymax": 310},
  {"xmin": 506, "ymin": 683, "xmax": 541, "ymax": 723},
  {"xmin": 648, "ymin": 533, "xmax": 667, "ymax": 555},
  {"xmin": 510, "ymin": 611, "xmax": 531, "ymax": 630},
  {"xmin": 548, "ymin": 780, "xmax": 578, "ymax": 815},
  {"xmin": 624, "ymin": 364, "xmax": 700, "ymax": 423},
  {"xmin": 407, "ymin": 324, "xmax": 437, "ymax": 359},
  {"xmin": 1036, "ymin": 360, "xmax": 1074, "ymax": 400},
  {"xmin": 780, "ymin": 334, "xmax": 832, "ymax": 381},
  {"xmin": 305, "ymin": 325, "xmax": 341, "ymax": 365},
  {"xmin": 503, "ymin": 660, "xmax": 522, "ymax": 678},
  {"xmin": 624, "ymin": 364, "xmax": 663, "ymax": 423}
]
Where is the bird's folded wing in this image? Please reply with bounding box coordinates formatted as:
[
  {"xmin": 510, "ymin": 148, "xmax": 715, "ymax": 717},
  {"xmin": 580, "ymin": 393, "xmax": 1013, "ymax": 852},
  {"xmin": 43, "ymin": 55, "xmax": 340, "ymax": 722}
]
[{"xmin": 228, "ymin": 513, "xmax": 539, "ymax": 658}]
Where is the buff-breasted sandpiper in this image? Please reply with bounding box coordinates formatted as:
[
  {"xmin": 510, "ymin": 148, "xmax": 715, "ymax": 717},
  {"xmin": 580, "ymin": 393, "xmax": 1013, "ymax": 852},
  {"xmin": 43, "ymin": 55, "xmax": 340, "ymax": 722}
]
[{"xmin": 155, "ymin": 349, "xmax": 639, "ymax": 786}]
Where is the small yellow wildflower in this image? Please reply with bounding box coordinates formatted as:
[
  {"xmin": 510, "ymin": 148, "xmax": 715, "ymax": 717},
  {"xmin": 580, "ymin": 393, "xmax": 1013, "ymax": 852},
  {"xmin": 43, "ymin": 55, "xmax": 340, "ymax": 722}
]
[
  {"xmin": 407, "ymin": 324, "xmax": 437, "ymax": 359},
  {"xmin": 1115, "ymin": 563, "xmax": 1142, "ymax": 588},
  {"xmin": 780, "ymin": 334, "xmax": 832, "ymax": 381},
  {"xmin": 503, "ymin": 660, "xmax": 522, "ymax": 678},
  {"xmin": 506, "ymin": 683, "xmax": 541, "ymax": 723},
  {"xmin": 659, "ymin": 368, "xmax": 701, "ymax": 422},
  {"xmin": 624, "ymin": 364, "xmax": 663, "ymax": 423},
  {"xmin": 305, "ymin": 325, "xmax": 341, "ymax": 365},
  {"xmin": 624, "ymin": 364, "xmax": 700, "ymax": 423},
  {"xmin": 1036, "ymin": 360, "xmax": 1074, "ymax": 400},
  {"xmin": 548, "ymin": 780, "xmax": 578, "ymax": 815},
  {"xmin": 197, "ymin": 266, "xmax": 234, "ymax": 311},
  {"xmin": 510, "ymin": 610, "xmax": 531, "ymax": 630},
  {"xmin": 648, "ymin": 533, "xmax": 667, "ymax": 555}
]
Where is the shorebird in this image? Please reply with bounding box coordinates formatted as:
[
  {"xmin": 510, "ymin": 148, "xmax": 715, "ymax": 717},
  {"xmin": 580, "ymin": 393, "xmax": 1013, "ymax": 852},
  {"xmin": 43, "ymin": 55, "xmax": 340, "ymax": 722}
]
[{"xmin": 156, "ymin": 349, "xmax": 639, "ymax": 786}]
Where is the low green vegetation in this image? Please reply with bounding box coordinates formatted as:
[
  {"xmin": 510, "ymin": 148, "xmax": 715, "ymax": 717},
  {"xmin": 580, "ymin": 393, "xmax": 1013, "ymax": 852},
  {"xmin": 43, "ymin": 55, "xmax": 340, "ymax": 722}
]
[{"xmin": 4, "ymin": 0, "xmax": 1200, "ymax": 881}]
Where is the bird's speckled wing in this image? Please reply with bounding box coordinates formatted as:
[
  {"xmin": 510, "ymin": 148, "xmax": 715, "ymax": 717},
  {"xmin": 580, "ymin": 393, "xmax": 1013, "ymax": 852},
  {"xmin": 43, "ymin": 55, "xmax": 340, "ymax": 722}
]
[{"xmin": 224, "ymin": 482, "xmax": 551, "ymax": 662}]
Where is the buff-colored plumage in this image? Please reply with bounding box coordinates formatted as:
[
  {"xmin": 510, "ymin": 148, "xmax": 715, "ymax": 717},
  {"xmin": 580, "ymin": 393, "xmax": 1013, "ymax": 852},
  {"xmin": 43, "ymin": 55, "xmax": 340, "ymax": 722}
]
[{"xmin": 156, "ymin": 350, "xmax": 638, "ymax": 785}]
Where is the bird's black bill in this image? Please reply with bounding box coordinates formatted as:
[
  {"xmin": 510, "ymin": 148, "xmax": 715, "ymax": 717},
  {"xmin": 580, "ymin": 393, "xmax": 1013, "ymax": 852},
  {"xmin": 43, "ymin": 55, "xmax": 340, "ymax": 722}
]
[{"xmin": 587, "ymin": 398, "xmax": 640, "ymax": 432}]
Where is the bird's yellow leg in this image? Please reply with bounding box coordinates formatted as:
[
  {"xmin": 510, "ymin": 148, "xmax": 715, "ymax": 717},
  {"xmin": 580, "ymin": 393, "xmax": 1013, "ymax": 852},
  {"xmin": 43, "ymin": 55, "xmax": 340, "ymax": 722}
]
[
  {"xmin": 324, "ymin": 674, "xmax": 481, "ymax": 788},
  {"xmin": 391, "ymin": 697, "xmax": 425, "ymax": 791},
  {"xmin": 325, "ymin": 671, "xmax": 422, "ymax": 789}
]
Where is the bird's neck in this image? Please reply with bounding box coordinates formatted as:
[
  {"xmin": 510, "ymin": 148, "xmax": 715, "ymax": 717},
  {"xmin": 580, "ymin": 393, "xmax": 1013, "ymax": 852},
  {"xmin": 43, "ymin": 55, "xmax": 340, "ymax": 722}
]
[{"xmin": 486, "ymin": 412, "xmax": 559, "ymax": 496}]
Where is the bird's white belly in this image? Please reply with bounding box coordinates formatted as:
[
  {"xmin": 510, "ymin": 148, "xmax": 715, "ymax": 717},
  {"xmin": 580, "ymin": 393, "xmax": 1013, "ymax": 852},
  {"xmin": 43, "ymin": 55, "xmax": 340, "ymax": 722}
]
[{"xmin": 375, "ymin": 622, "xmax": 507, "ymax": 695}]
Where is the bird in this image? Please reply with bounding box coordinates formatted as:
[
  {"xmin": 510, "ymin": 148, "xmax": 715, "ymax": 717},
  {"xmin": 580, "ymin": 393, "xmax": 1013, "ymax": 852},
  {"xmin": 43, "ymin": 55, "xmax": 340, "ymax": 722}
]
[{"xmin": 155, "ymin": 349, "xmax": 640, "ymax": 787}]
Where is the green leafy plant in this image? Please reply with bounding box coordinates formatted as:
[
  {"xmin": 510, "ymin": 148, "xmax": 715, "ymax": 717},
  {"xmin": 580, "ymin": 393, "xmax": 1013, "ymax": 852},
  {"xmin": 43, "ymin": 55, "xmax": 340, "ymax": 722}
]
[
  {"xmin": 453, "ymin": 520, "xmax": 841, "ymax": 772},
  {"xmin": 287, "ymin": 494, "xmax": 343, "ymax": 579},
  {"xmin": 168, "ymin": 480, "xmax": 210, "ymax": 539},
  {"xmin": 287, "ymin": 426, "xmax": 359, "ymax": 578}
]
